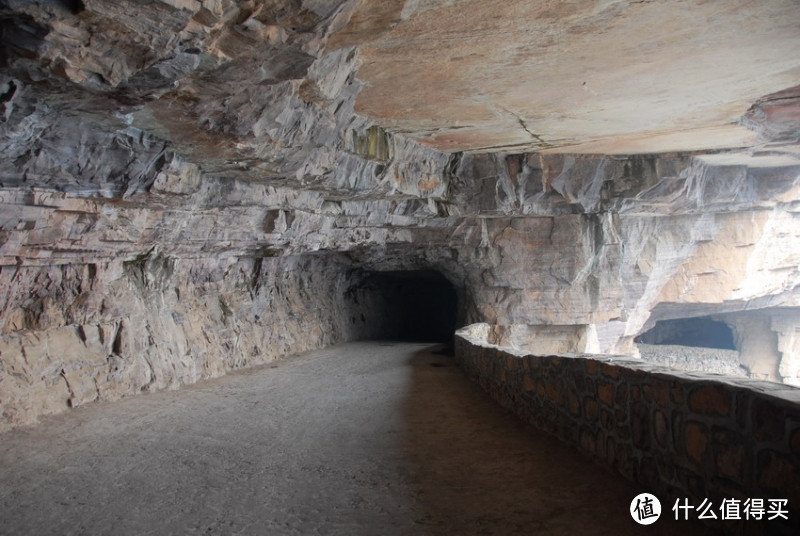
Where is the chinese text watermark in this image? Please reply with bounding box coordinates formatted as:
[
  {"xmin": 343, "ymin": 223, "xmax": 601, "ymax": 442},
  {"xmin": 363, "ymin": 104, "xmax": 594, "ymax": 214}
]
[
  {"xmin": 672, "ymin": 498, "xmax": 789, "ymax": 521},
  {"xmin": 631, "ymin": 495, "xmax": 790, "ymax": 524},
  {"xmin": 630, "ymin": 493, "xmax": 662, "ymax": 525}
]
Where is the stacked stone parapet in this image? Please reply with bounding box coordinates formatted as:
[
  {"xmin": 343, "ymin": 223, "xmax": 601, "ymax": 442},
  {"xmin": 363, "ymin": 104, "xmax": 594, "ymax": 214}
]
[{"xmin": 455, "ymin": 324, "xmax": 800, "ymax": 535}]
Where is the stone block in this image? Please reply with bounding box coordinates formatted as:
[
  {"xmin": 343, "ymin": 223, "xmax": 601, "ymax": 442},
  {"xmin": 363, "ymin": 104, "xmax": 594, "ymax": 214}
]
[
  {"xmin": 614, "ymin": 408, "xmax": 627, "ymax": 423},
  {"xmin": 752, "ymin": 398, "xmax": 785, "ymax": 443},
  {"xmin": 522, "ymin": 373, "xmax": 535, "ymax": 392},
  {"xmin": 600, "ymin": 408, "xmax": 614, "ymax": 431},
  {"xmin": 600, "ymin": 362, "xmax": 621, "ymax": 379},
  {"xmin": 653, "ymin": 410, "xmax": 669, "ymax": 449},
  {"xmin": 567, "ymin": 391, "xmax": 581, "ymax": 417},
  {"xmin": 670, "ymin": 381, "xmax": 685, "ymax": 405},
  {"xmin": 711, "ymin": 429, "xmax": 749, "ymax": 482},
  {"xmin": 543, "ymin": 356, "xmax": 561, "ymax": 369},
  {"xmin": 688, "ymin": 384, "xmax": 732, "ymax": 416},
  {"xmin": 584, "ymin": 398, "xmax": 599, "ymax": 420},
  {"xmin": 757, "ymin": 450, "xmax": 800, "ymax": 504},
  {"xmin": 596, "ymin": 380, "xmax": 614, "ymax": 406},
  {"xmin": 614, "ymin": 382, "xmax": 628, "ymax": 407},
  {"xmin": 735, "ymin": 390, "xmax": 750, "ymax": 430},
  {"xmin": 570, "ymin": 369, "xmax": 587, "ymax": 393},
  {"xmin": 631, "ymin": 403, "xmax": 650, "ymax": 449},
  {"xmin": 616, "ymin": 423, "xmax": 631, "ymax": 441},
  {"xmin": 685, "ymin": 421, "xmax": 709, "ymax": 466},
  {"xmin": 642, "ymin": 379, "xmax": 671, "ymax": 409}
]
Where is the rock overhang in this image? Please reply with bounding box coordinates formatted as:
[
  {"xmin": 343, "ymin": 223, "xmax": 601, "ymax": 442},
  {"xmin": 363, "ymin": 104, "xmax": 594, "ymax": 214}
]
[{"xmin": 332, "ymin": 0, "xmax": 800, "ymax": 158}]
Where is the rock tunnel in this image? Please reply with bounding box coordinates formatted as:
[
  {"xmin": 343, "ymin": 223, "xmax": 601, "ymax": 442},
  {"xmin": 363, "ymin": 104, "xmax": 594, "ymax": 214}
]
[
  {"xmin": 344, "ymin": 269, "xmax": 459, "ymax": 343},
  {"xmin": 2, "ymin": 0, "xmax": 800, "ymax": 534}
]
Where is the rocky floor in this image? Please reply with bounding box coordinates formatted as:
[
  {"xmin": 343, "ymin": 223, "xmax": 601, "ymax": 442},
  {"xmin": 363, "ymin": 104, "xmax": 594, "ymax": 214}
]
[
  {"xmin": 1, "ymin": 341, "xmax": 718, "ymax": 535},
  {"xmin": 637, "ymin": 343, "xmax": 746, "ymax": 377}
]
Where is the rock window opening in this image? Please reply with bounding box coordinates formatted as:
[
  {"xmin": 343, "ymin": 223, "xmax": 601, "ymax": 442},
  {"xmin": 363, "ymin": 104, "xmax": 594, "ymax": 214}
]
[
  {"xmin": 638, "ymin": 316, "xmax": 737, "ymax": 350},
  {"xmin": 344, "ymin": 270, "xmax": 458, "ymax": 343}
]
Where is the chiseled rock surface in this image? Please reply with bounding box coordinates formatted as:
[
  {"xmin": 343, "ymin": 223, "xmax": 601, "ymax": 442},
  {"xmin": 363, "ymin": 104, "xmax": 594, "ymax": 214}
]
[
  {"xmin": 0, "ymin": 254, "xmax": 347, "ymax": 429},
  {"xmin": 333, "ymin": 0, "xmax": 800, "ymax": 154},
  {"xmin": 1, "ymin": 0, "xmax": 800, "ymax": 430}
]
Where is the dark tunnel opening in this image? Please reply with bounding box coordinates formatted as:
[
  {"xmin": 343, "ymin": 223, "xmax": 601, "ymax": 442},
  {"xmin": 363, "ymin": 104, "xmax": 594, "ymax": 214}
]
[
  {"xmin": 638, "ymin": 316, "xmax": 737, "ymax": 350},
  {"xmin": 345, "ymin": 270, "xmax": 459, "ymax": 343}
]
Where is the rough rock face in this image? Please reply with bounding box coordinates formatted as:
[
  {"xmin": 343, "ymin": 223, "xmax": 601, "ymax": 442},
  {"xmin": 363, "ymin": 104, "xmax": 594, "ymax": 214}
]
[
  {"xmin": 1, "ymin": 254, "xmax": 349, "ymax": 425},
  {"xmin": 332, "ymin": 0, "xmax": 800, "ymax": 154},
  {"xmin": 637, "ymin": 344, "xmax": 744, "ymax": 378},
  {"xmin": 1, "ymin": 0, "xmax": 800, "ymax": 430}
]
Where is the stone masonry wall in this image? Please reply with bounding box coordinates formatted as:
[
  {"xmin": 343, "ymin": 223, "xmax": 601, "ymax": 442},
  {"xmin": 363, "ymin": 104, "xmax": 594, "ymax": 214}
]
[{"xmin": 455, "ymin": 324, "xmax": 800, "ymax": 535}]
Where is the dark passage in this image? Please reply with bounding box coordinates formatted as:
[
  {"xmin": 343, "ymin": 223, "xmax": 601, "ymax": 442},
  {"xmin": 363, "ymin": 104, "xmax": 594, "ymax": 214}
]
[
  {"xmin": 638, "ymin": 316, "xmax": 737, "ymax": 350},
  {"xmin": 345, "ymin": 270, "xmax": 458, "ymax": 343}
]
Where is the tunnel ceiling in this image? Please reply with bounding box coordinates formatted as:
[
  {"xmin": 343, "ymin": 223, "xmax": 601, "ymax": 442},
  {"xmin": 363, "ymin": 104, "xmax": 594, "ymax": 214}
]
[
  {"xmin": 332, "ymin": 0, "xmax": 800, "ymax": 157},
  {"xmin": 2, "ymin": 0, "xmax": 799, "ymax": 175}
]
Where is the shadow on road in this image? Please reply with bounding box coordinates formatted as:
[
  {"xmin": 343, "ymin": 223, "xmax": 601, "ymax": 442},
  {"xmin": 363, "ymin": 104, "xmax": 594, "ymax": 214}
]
[{"xmin": 400, "ymin": 344, "xmax": 719, "ymax": 535}]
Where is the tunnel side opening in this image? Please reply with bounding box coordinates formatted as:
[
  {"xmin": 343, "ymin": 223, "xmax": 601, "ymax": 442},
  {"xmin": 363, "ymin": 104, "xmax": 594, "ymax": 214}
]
[
  {"xmin": 638, "ymin": 316, "xmax": 736, "ymax": 350},
  {"xmin": 344, "ymin": 269, "xmax": 458, "ymax": 343}
]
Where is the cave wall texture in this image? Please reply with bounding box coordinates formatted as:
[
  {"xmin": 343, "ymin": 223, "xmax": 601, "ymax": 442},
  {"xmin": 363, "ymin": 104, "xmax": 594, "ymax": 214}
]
[{"xmin": 2, "ymin": 0, "xmax": 800, "ymax": 431}]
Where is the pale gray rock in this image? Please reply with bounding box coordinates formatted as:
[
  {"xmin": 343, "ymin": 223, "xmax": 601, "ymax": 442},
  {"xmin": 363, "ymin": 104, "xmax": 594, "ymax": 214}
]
[
  {"xmin": 1, "ymin": 0, "xmax": 800, "ymax": 430},
  {"xmin": 637, "ymin": 344, "xmax": 745, "ymax": 378}
]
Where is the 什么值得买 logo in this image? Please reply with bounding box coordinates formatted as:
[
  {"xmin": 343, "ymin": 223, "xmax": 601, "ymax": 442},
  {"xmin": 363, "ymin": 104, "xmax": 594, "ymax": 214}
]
[{"xmin": 631, "ymin": 493, "xmax": 662, "ymax": 525}]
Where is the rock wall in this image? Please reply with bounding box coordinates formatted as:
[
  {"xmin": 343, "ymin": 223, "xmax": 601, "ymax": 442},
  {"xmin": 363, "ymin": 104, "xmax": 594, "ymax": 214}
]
[
  {"xmin": 7, "ymin": 148, "xmax": 800, "ymax": 428},
  {"xmin": 721, "ymin": 310, "xmax": 800, "ymax": 387},
  {"xmin": 0, "ymin": 251, "xmax": 406, "ymax": 431},
  {"xmin": 2, "ymin": 0, "xmax": 800, "ymax": 431},
  {"xmin": 455, "ymin": 324, "xmax": 800, "ymax": 536}
]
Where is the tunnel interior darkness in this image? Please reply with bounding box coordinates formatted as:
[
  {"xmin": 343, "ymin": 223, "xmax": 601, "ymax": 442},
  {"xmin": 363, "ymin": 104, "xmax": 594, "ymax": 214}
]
[
  {"xmin": 344, "ymin": 270, "xmax": 458, "ymax": 343},
  {"xmin": 638, "ymin": 316, "xmax": 737, "ymax": 350}
]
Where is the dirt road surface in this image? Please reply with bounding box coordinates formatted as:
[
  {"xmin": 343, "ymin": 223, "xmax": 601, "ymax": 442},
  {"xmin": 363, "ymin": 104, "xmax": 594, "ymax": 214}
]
[{"xmin": 1, "ymin": 342, "xmax": 718, "ymax": 535}]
